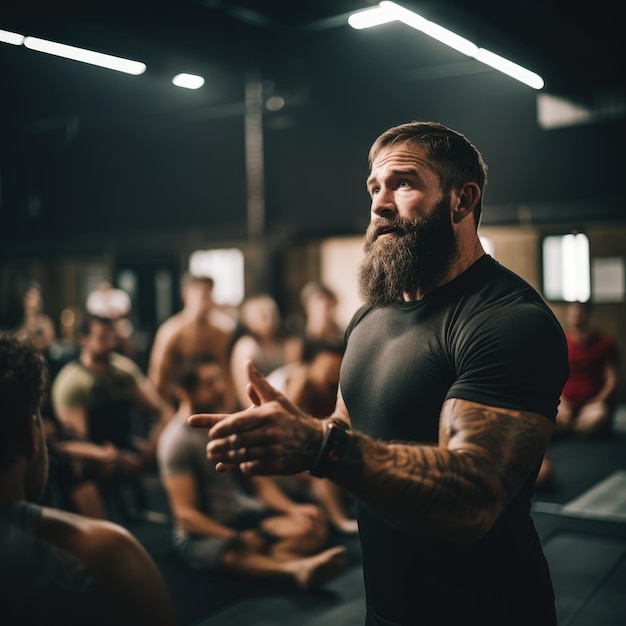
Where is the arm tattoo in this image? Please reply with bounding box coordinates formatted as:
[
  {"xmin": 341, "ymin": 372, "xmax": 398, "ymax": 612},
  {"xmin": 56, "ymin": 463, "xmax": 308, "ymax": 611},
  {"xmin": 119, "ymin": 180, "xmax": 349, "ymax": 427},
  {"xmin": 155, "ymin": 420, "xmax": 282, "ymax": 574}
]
[{"xmin": 331, "ymin": 399, "xmax": 552, "ymax": 543}]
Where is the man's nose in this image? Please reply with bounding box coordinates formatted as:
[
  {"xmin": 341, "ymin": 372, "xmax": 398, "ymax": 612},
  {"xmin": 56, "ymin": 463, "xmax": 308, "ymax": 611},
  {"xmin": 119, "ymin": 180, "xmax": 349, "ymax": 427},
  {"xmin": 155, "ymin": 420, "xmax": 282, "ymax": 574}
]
[{"xmin": 371, "ymin": 188, "xmax": 395, "ymax": 217}]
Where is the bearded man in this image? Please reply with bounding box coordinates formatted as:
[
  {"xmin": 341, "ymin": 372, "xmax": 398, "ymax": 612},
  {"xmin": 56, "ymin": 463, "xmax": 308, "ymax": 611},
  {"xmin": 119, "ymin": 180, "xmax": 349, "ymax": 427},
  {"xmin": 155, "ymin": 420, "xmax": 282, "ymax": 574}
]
[{"xmin": 190, "ymin": 121, "xmax": 569, "ymax": 626}]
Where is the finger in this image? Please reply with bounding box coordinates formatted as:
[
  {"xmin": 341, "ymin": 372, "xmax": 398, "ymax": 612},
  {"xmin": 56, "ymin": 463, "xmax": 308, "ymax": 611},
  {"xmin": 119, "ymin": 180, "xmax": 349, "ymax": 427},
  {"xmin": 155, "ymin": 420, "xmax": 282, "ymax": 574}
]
[
  {"xmin": 188, "ymin": 413, "xmax": 228, "ymax": 428},
  {"xmin": 214, "ymin": 461, "xmax": 240, "ymax": 473},
  {"xmin": 246, "ymin": 360, "xmax": 306, "ymax": 418},
  {"xmin": 207, "ymin": 408, "xmax": 268, "ymax": 439},
  {"xmin": 207, "ymin": 434, "xmax": 268, "ymax": 459},
  {"xmin": 214, "ymin": 459, "xmax": 265, "ymax": 475},
  {"xmin": 239, "ymin": 459, "xmax": 266, "ymax": 475},
  {"xmin": 246, "ymin": 360, "xmax": 280, "ymax": 404},
  {"xmin": 247, "ymin": 383, "xmax": 261, "ymax": 407}
]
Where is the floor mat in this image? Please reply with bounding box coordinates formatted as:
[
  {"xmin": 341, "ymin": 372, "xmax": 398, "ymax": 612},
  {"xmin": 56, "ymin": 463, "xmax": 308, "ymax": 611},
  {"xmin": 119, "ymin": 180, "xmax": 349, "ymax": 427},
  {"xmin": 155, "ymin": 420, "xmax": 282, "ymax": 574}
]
[
  {"xmin": 561, "ymin": 470, "xmax": 626, "ymax": 522},
  {"xmin": 543, "ymin": 532, "xmax": 626, "ymax": 625},
  {"xmin": 534, "ymin": 469, "xmax": 626, "ymax": 523}
]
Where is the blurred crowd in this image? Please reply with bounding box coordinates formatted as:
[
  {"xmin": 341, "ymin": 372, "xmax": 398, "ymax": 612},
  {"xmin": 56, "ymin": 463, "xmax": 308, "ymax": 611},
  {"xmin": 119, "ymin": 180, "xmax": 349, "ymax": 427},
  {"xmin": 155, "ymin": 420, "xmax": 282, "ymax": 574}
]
[{"xmin": 1, "ymin": 273, "xmax": 357, "ymax": 546}]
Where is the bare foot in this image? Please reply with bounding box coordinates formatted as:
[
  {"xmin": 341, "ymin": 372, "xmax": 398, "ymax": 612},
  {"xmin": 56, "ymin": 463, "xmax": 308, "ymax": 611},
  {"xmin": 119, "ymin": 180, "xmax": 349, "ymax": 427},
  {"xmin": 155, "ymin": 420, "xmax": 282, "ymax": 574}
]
[{"xmin": 286, "ymin": 545, "xmax": 348, "ymax": 590}]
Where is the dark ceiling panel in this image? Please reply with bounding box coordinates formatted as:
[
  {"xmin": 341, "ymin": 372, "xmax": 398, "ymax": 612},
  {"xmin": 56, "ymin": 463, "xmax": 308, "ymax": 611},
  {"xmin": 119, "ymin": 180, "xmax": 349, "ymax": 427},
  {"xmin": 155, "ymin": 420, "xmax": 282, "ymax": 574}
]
[{"xmin": 0, "ymin": 0, "xmax": 624, "ymax": 254}]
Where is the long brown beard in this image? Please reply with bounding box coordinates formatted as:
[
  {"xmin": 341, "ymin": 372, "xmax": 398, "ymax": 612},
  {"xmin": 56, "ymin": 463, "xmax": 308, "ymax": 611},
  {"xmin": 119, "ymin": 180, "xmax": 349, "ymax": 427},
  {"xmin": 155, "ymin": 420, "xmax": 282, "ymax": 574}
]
[{"xmin": 358, "ymin": 197, "xmax": 457, "ymax": 307}]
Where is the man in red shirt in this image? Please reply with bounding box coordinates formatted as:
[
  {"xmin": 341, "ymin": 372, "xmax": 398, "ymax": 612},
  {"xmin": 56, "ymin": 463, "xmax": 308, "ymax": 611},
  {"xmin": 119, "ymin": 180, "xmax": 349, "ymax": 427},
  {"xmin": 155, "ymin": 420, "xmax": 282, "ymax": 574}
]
[{"xmin": 558, "ymin": 300, "xmax": 620, "ymax": 436}]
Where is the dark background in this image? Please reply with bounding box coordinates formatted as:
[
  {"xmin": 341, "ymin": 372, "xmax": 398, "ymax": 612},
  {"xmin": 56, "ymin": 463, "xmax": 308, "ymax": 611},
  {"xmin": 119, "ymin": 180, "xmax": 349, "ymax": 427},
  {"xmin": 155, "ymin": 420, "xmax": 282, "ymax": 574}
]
[{"xmin": 1, "ymin": 0, "xmax": 624, "ymax": 258}]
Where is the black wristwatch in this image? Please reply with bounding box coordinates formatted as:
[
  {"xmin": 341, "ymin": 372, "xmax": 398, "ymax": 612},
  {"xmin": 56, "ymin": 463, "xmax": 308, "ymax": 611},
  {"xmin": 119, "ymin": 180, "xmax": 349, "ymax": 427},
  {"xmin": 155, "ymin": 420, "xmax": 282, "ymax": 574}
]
[{"xmin": 308, "ymin": 420, "xmax": 350, "ymax": 478}]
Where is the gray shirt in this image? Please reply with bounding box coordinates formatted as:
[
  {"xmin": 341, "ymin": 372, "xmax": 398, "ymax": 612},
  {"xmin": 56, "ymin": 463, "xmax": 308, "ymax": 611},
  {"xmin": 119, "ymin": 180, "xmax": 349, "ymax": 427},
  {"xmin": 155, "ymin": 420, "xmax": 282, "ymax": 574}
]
[{"xmin": 157, "ymin": 413, "xmax": 267, "ymax": 525}]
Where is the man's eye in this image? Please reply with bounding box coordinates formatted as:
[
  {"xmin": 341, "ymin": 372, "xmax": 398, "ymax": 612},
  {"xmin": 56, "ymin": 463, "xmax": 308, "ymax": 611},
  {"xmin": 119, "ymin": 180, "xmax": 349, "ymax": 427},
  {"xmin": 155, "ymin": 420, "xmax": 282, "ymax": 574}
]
[{"xmin": 370, "ymin": 187, "xmax": 379, "ymax": 195}]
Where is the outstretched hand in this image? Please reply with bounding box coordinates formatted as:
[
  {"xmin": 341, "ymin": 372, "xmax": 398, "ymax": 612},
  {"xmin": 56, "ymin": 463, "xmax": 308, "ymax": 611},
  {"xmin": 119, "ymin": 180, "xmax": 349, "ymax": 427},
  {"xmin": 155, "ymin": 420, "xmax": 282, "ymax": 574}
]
[{"xmin": 188, "ymin": 360, "xmax": 324, "ymax": 476}]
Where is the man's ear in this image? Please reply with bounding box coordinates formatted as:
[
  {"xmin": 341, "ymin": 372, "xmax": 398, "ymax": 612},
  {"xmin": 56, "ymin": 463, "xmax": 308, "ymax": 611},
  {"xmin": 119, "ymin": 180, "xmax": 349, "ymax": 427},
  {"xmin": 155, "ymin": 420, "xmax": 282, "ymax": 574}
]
[{"xmin": 452, "ymin": 182, "xmax": 481, "ymax": 224}]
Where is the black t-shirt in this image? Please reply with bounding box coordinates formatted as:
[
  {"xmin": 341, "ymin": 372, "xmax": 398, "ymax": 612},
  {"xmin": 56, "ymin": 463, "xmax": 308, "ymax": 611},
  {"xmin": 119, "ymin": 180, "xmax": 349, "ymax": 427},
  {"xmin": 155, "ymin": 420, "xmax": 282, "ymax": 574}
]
[{"xmin": 341, "ymin": 255, "xmax": 568, "ymax": 625}]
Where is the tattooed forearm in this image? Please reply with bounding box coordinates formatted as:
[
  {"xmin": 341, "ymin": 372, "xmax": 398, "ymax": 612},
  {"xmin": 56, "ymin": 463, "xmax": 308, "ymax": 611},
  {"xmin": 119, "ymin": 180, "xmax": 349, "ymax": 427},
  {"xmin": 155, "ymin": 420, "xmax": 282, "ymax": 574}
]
[{"xmin": 329, "ymin": 399, "xmax": 553, "ymax": 544}]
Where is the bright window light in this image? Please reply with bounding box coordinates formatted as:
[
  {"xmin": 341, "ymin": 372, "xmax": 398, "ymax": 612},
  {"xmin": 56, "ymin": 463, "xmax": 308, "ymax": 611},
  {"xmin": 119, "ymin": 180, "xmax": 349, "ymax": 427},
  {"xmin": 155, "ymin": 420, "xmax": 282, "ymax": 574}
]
[
  {"xmin": 479, "ymin": 236, "xmax": 495, "ymax": 257},
  {"xmin": 189, "ymin": 248, "xmax": 245, "ymax": 307},
  {"xmin": 23, "ymin": 36, "xmax": 146, "ymax": 75},
  {"xmin": 0, "ymin": 29, "xmax": 24, "ymax": 45},
  {"xmin": 349, "ymin": 1, "xmax": 544, "ymax": 89},
  {"xmin": 172, "ymin": 73, "xmax": 205, "ymax": 89},
  {"xmin": 543, "ymin": 233, "xmax": 590, "ymax": 302},
  {"xmin": 592, "ymin": 257, "xmax": 625, "ymax": 303}
]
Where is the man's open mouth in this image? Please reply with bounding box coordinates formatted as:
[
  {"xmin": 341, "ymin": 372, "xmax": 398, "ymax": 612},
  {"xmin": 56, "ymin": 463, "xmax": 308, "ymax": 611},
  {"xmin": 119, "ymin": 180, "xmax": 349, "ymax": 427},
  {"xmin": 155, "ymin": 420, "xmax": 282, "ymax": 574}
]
[{"xmin": 376, "ymin": 225, "xmax": 401, "ymax": 238}]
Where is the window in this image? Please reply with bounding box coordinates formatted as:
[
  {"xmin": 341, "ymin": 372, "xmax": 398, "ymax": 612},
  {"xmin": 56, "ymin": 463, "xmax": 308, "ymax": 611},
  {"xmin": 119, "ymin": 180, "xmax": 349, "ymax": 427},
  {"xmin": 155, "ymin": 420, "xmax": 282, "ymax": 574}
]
[
  {"xmin": 542, "ymin": 233, "xmax": 590, "ymax": 302},
  {"xmin": 189, "ymin": 248, "xmax": 244, "ymax": 307},
  {"xmin": 592, "ymin": 257, "xmax": 625, "ymax": 303}
]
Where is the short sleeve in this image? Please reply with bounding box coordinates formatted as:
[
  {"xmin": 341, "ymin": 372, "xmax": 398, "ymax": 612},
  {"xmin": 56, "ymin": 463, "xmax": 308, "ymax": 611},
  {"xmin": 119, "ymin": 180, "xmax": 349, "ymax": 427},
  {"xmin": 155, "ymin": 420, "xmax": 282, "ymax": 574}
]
[{"xmin": 447, "ymin": 301, "xmax": 569, "ymax": 420}]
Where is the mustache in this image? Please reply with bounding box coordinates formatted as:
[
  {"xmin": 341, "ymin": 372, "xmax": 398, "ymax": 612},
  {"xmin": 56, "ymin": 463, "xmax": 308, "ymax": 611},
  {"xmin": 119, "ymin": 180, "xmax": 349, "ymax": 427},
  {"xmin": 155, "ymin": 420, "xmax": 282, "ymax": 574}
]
[{"xmin": 367, "ymin": 216, "xmax": 417, "ymax": 240}]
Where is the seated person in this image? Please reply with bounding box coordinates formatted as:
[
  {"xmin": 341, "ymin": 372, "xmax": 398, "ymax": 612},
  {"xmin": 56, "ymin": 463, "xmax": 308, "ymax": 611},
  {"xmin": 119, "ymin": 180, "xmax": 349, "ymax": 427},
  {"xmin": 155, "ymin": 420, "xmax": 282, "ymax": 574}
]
[
  {"xmin": 537, "ymin": 300, "xmax": 620, "ymax": 489},
  {"xmin": 0, "ymin": 331, "xmax": 178, "ymax": 626},
  {"xmin": 557, "ymin": 300, "xmax": 620, "ymax": 436},
  {"xmin": 270, "ymin": 340, "xmax": 358, "ymax": 534},
  {"xmin": 157, "ymin": 354, "xmax": 348, "ymax": 589},
  {"xmin": 39, "ymin": 409, "xmax": 107, "ymax": 519},
  {"xmin": 51, "ymin": 315, "xmax": 171, "ymax": 519}
]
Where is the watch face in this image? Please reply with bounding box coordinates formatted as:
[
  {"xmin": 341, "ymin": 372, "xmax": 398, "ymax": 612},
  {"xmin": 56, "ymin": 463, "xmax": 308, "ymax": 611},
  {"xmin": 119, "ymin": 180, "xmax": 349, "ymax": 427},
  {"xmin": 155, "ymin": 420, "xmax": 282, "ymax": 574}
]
[{"xmin": 309, "ymin": 420, "xmax": 350, "ymax": 478}]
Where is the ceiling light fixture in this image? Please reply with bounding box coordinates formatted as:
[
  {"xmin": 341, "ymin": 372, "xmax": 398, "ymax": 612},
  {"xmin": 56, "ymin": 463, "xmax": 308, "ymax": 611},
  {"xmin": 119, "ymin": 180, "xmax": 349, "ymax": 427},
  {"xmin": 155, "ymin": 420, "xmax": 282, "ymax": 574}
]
[
  {"xmin": 347, "ymin": 7, "xmax": 395, "ymax": 30},
  {"xmin": 0, "ymin": 28, "xmax": 24, "ymax": 45},
  {"xmin": 23, "ymin": 36, "xmax": 146, "ymax": 75},
  {"xmin": 348, "ymin": 1, "xmax": 544, "ymax": 89},
  {"xmin": 172, "ymin": 73, "xmax": 205, "ymax": 89}
]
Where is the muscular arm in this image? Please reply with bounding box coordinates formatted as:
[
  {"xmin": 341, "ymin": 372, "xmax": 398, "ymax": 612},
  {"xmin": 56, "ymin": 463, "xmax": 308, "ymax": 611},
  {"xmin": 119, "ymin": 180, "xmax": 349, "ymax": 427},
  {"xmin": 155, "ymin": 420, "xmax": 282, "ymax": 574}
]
[
  {"xmin": 55, "ymin": 404, "xmax": 90, "ymax": 439},
  {"xmin": 147, "ymin": 322, "xmax": 175, "ymax": 386},
  {"xmin": 154, "ymin": 338, "xmax": 180, "ymax": 404},
  {"xmin": 162, "ymin": 472, "xmax": 237, "ymax": 539},
  {"xmin": 329, "ymin": 396, "xmax": 552, "ymax": 544},
  {"xmin": 196, "ymin": 365, "xmax": 552, "ymax": 546}
]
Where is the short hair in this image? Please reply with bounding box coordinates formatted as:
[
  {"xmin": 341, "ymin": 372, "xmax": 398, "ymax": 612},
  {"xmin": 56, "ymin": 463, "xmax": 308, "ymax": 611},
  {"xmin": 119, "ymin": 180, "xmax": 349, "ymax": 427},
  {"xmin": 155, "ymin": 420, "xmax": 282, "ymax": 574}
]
[
  {"xmin": 181, "ymin": 273, "xmax": 214, "ymax": 289},
  {"xmin": 300, "ymin": 282, "xmax": 337, "ymax": 308},
  {"xmin": 240, "ymin": 294, "xmax": 280, "ymax": 328},
  {"xmin": 301, "ymin": 339, "xmax": 345, "ymax": 365},
  {"xmin": 369, "ymin": 121, "xmax": 488, "ymax": 228},
  {"xmin": 173, "ymin": 353, "xmax": 221, "ymax": 393},
  {"xmin": 75, "ymin": 314, "xmax": 114, "ymax": 338},
  {"xmin": 0, "ymin": 332, "xmax": 47, "ymax": 470}
]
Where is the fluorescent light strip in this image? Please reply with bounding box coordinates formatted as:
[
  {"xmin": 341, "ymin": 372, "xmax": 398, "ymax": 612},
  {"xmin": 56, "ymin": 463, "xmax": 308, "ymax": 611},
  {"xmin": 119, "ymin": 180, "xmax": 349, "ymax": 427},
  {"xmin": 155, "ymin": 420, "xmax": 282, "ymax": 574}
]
[
  {"xmin": 349, "ymin": 1, "xmax": 544, "ymax": 89},
  {"xmin": 475, "ymin": 48, "xmax": 544, "ymax": 90},
  {"xmin": 172, "ymin": 73, "xmax": 205, "ymax": 89},
  {"xmin": 0, "ymin": 28, "xmax": 25, "ymax": 45},
  {"xmin": 23, "ymin": 36, "xmax": 146, "ymax": 75},
  {"xmin": 347, "ymin": 7, "xmax": 395, "ymax": 29},
  {"xmin": 380, "ymin": 1, "xmax": 478, "ymax": 56}
]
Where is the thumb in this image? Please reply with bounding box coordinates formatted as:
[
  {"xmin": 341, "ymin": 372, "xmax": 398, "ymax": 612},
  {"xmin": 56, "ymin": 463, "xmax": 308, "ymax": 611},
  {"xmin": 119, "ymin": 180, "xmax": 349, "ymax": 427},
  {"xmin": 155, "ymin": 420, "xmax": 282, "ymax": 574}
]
[{"xmin": 245, "ymin": 360, "xmax": 280, "ymax": 404}]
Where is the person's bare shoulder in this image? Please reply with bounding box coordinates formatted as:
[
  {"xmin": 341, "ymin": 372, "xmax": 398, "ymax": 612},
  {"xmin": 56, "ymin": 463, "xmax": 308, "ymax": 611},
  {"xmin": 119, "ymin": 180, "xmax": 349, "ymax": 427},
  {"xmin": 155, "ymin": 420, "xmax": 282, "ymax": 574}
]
[
  {"xmin": 38, "ymin": 508, "xmax": 142, "ymax": 569},
  {"xmin": 38, "ymin": 508, "xmax": 179, "ymax": 625}
]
